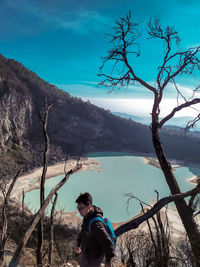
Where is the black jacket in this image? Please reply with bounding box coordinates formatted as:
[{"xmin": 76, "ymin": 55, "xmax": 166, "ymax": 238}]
[{"xmin": 77, "ymin": 205, "xmax": 115, "ymax": 263}]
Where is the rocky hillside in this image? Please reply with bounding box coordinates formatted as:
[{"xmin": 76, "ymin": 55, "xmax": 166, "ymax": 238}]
[
  {"xmin": 0, "ymin": 54, "xmax": 153, "ymax": 177},
  {"xmin": 0, "ymin": 54, "xmax": 200, "ymax": 178}
]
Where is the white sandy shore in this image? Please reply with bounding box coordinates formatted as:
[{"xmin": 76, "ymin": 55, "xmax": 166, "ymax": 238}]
[
  {"xmin": 143, "ymin": 156, "xmax": 181, "ymax": 171},
  {"xmin": 143, "ymin": 156, "xmax": 200, "ymax": 186},
  {"xmin": 188, "ymin": 175, "xmax": 200, "ymax": 185},
  {"xmin": 6, "ymin": 158, "xmax": 100, "ymax": 204}
]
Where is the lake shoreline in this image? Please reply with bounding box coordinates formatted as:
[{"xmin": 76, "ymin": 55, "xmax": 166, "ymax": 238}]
[
  {"xmin": 4, "ymin": 152, "xmax": 199, "ymax": 230},
  {"xmin": 6, "ymin": 157, "xmax": 100, "ymax": 204},
  {"xmin": 188, "ymin": 175, "xmax": 200, "ymax": 185},
  {"xmin": 142, "ymin": 155, "xmax": 200, "ymax": 185},
  {"xmin": 142, "ymin": 156, "xmax": 182, "ymax": 170}
]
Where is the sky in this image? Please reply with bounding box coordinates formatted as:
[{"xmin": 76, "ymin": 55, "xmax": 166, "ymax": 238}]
[{"xmin": 1, "ymin": 0, "xmax": 200, "ymax": 119}]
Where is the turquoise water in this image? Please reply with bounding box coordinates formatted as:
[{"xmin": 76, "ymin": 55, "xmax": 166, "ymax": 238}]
[{"xmin": 25, "ymin": 155, "xmax": 195, "ymax": 222}]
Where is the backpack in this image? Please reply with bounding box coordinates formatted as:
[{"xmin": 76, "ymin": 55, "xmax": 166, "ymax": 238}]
[{"xmin": 88, "ymin": 216, "xmax": 117, "ymax": 247}]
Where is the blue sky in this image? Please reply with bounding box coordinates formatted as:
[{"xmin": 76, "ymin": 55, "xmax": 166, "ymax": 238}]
[{"xmin": 1, "ymin": 0, "xmax": 200, "ymax": 118}]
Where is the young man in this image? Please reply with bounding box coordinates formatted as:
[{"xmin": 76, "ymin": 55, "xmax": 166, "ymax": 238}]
[{"xmin": 76, "ymin": 192, "xmax": 115, "ymax": 267}]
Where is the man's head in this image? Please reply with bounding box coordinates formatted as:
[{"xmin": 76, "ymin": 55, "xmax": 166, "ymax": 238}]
[{"xmin": 76, "ymin": 192, "xmax": 93, "ymax": 217}]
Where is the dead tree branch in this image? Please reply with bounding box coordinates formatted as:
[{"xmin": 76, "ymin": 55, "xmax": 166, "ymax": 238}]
[
  {"xmin": 48, "ymin": 192, "xmax": 58, "ymax": 266},
  {"xmin": 98, "ymin": 12, "xmax": 157, "ymax": 95},
  {"xmin": 159, "ymin": 98, "xmax": 200, "ymax": 128},
  {"xmin": 0, "ymin": 171, "xmax": 21, "ymax": 265},
  {"xmin": 37, "ymin": 102, "xmax": 53, "ymax": 266},
  {"xmin": 21, "ymin": 189, "xmax": 25, "ymax": 237},
  {"xmin": 185, "ymin": 114, "xmax": 200, "ymax": 133},
  {"xmin": 115, "ymin": 184, "xmax": 200, "ymax": 237}
]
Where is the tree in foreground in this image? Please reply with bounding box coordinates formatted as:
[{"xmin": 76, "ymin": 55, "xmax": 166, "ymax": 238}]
[
  {"xmin": 0, "ymin": 171, "xmax": 21, "ymax": 266},
  {"xmin": 37, "ymin": 102, "xmax": 53, "ymax": 266},
  {"xmin": 99, "ymin": 12, "xmax": 200, "ymax": 265}
]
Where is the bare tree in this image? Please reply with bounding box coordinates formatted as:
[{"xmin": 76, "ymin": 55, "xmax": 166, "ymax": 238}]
[
  {"xmin": 140, "ymin": 195, "xmax": 170, "ymax": 267},
  {"xmin": 0, "ymin": 171, "xmax": 21, "ymax": 266},
  {"xmin": 37, "ymin": 101, "xmax": 53, "ymax": 266},
  {"xmin": 99, "ymin": 13, "xmax": 200, "ymax": 265},
  {"xmin": 21, "ymin": 189, "xmax": 25, "ymax": 237},
  {"xmin": 48, "ymin": 192, "xmax": 58, "ymax": 266},
  {"xmin": 117, "ymin": 192, "xmax": 198, "ymax": 266},
  {"xmin": 118, "ymin": 209, "xmax": 191, "ymax": 267}
]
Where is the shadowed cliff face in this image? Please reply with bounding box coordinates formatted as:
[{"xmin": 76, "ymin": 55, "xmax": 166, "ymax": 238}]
[
  {"xmin": 0, "ymin": 54, "xmax": 58, "ymax": 147},
  {"xmin": 0, "ymin": 87, "xmax": 32, "ymax": 147}
]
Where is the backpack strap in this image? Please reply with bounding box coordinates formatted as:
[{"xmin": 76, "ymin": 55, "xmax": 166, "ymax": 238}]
[{"xmin": 88, "ymin": 216, "xmax": 104, "ymax": 232}]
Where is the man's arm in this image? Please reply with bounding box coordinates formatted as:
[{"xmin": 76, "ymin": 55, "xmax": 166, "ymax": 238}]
[
  {"xmin": 92, "ymin": 221, "xmax": 115, "ymax": 263},
  {"xmin": 76, "ymin": 229, "xmax": 83, "ymax": 254}
]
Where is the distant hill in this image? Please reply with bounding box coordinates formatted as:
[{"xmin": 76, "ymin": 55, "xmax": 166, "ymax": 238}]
[
  {"xmin": 113, "ymin": 112, "xmax": 151, "ymax": 125},
  {"xmin": 114, "ymin": 112, "xmax": 200, "ymax": 135},
  {"xmin": 1, "ymin": 54, "xmax": 200, "ymax": 178}
]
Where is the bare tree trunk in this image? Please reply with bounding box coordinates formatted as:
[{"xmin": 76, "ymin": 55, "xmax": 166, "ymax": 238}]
[
  {"xmin": 37, "ymin": 102, "xmax": 53, "ymax": 266},
  {"xmin": 98, "ymin": 12, "xmax": 200, "ymax": 265},
  {"xmin": 48, "ymin": 192, "xmax": 58, "ymax": 266},
  {"xmin": 152, "ymin": 128, "xmax": 200, "ymax": 266},
  {"xmin": 155, "ymin": 211, "xmax": 170, "ymax": 266},
  {"xmin": 0, "ymin": 171, "xmax": 21, "ymax": 266},
  {"xmin": 9, "ymin": 165, "xmax": 81, "ymax": 267},
  {"xmin": 21, "ymin": 189, "xmax": 25, "ymax": 236},
  {"xmin": 54, "ymin": 240, "xmax": 65, "ymax": 264}
]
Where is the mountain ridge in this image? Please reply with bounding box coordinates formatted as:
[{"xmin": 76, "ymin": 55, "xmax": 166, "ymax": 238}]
[{"xmin": 1, "ymin": 54, "xmax": 200, "ymax": 178}]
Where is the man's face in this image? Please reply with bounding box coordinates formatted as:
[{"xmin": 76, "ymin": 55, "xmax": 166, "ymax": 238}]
[{"xmin": 77, "ymin": 202, "xmax": 92, "ymax": 217}]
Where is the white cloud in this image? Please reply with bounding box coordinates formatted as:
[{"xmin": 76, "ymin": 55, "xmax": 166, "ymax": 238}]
[
  {"xmin": 164, "ymin": 83, "xmax": 200, "ymax": 99},
  {"xmin": 54, "ymin": 10, "xmax": 111, "ymax": 34},
  {"xmin": 56, "ymin": 81, "xmax": 200, "ymax": 118},
  {"xmin": 3, "ymin": 0, "xmax": 111, "ymax": 35},
  {"xmin": 83, "ymin": 97, "xmax": 200, "ymax": 118},
  {"xmin": 57, "ymin": 80, "xmax": 200, "ymax": 100},
  {"xmin": 77, "ymin": 81, "xmax": 99, "ymax": 85}
]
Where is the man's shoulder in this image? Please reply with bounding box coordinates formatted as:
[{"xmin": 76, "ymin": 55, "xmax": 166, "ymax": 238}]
[
  {"xmin": 86, "ymin": 206, "xmax": 103, "ymax": 221},
  {"xmin": 92, "ymin": 205, "xmax": 104, "ymax": 217}
]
